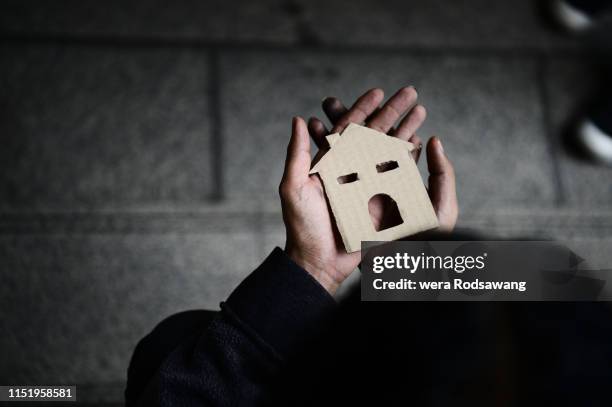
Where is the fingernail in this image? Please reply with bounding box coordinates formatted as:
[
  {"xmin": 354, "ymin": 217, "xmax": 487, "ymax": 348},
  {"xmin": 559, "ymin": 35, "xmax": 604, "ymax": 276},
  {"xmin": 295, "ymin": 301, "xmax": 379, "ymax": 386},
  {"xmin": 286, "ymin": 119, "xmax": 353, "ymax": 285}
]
[{"xmin": 436, "ymin": 137, "xmax": 444, "ymax": 153}]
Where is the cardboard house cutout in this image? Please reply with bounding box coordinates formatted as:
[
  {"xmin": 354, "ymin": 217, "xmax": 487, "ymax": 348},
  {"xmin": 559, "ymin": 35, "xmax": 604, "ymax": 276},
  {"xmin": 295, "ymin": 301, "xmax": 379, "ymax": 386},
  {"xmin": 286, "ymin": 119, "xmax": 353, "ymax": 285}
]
[{"xmin": 310, "ymin": 123, "xmax": 439, "ymax": 253}]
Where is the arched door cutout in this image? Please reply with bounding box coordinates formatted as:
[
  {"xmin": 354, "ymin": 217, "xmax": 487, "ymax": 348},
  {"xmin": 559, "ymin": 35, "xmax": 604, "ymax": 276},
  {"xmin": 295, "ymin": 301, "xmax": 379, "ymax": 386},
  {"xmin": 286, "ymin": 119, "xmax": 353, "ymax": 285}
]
[{"xmin": 368, "ymin": 194, "xmax": 403, "ymax": 232}]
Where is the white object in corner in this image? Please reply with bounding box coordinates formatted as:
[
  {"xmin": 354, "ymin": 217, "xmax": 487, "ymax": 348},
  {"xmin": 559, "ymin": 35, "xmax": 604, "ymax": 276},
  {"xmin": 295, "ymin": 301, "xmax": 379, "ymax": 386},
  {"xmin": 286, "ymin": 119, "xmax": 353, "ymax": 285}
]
[
  {"xmin": 551, "ymin": 0, "xmax": 595, "ymax": 31},
  {"xmin": 577, "ymin": 119, "xmax": 612, "ymax": 165}
]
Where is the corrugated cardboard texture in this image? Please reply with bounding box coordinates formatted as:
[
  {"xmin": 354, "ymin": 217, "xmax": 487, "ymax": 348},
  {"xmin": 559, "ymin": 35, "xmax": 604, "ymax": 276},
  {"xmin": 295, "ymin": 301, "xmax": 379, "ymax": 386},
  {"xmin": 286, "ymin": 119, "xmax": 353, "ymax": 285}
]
[{"xmin": 310, "ymin": 123, "xmax": 439, "ymax": 253}]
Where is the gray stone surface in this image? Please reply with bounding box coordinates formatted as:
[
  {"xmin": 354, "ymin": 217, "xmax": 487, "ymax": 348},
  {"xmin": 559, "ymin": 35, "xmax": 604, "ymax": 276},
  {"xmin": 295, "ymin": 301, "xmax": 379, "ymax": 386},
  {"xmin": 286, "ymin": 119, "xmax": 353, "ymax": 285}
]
[
  {"xmin": 458, "ymin": 208, "xmax": 612, "ymax": 239},
  {"xmin": 221, "ymin": 51, "xmax": 558, "ymax": 214},
  {"xmin": 0, "ymin": 0, "xmax": 581, "ymax": 50},
  {"xmin": 301, "ymin": 0, "xmax": 578, "ymax": 49},
  {"xmin": 262, "ymin": 227, "xmax": 285, "ymax": 258},
  {"xmin": 0, "ymin": 45, "xmax": 213, "ymax": 211},
  {"xmin": 0, "ymin": 0, "xmax": 296, "ymax": 43},
  {"xmin": 544, "ymin": 58, "xmax": 612, "ymax": 207},
  {"xmin": 0, "ymin": 232, "xmax": 258, "ymax": 384},
  {"xmin": 72, "ymin": 383, "xmax": 125, "ymax": 405}
]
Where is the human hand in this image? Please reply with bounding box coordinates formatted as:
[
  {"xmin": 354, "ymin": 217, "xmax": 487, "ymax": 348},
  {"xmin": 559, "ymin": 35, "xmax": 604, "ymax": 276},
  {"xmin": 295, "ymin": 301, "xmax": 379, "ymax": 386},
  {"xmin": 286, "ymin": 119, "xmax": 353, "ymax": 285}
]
[
  {"xmin": 280, "ymin": 88, "xmax": 457, "ymax": 295},
  {"xmin": 311, "ymin": 88, "xmax": 458, "ymax": 233}
]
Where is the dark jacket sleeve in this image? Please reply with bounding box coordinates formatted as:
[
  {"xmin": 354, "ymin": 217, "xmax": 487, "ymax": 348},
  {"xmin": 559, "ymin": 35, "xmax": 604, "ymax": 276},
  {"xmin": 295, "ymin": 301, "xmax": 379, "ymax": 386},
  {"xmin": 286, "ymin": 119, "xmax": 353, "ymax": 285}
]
[{"xmin": 141, "ymin": 247, "xmax": 336, "ymax": 406}]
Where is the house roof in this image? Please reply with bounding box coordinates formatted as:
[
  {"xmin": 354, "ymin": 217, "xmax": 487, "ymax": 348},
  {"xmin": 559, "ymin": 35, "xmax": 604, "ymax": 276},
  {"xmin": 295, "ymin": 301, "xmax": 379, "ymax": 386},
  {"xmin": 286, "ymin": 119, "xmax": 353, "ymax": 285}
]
[{"xmin": 309, "ymin": 123, "xmax": 416, "ymax": 174}]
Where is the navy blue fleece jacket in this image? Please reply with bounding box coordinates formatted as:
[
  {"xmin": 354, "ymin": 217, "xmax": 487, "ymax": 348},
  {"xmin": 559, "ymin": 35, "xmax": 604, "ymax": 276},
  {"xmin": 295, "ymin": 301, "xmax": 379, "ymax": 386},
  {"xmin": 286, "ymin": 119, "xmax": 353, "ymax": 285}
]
[{"xmin": 135, "ymin": 247, "xmax": 336, "ymax": 406}]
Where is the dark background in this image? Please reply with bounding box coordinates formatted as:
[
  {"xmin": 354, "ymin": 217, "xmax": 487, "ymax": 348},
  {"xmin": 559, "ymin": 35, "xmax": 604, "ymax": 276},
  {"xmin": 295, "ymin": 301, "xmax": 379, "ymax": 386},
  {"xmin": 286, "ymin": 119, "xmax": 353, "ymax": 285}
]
[{"xmin": 1, "ymin": 0, "xmax": 611, "ymax": 405}]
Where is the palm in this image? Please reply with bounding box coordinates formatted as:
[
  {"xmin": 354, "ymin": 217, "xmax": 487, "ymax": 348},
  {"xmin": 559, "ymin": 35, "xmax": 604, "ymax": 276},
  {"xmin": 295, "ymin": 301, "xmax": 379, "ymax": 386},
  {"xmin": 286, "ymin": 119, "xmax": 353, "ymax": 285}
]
[{"xmin": 302, "ymin": 176, "xmax": 361, "ymax": 278}]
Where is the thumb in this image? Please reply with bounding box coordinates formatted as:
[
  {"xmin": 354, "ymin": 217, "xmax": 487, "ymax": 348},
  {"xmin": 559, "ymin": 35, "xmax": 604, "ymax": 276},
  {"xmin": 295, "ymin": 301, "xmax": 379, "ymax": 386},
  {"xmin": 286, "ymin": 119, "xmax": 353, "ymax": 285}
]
[
  {"xmin": 282, "ymin": 117, "xmax": 312, "ymax": 184},
  {"xmin": 426, "ymin": 137, "xmax": 458, "ymax": 231}
]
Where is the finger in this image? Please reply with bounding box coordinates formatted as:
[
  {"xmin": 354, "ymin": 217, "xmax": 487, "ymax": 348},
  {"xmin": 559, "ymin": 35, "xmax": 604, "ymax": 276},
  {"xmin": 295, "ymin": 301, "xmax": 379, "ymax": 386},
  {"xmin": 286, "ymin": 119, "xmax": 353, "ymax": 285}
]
[
  {"xmin": 367, "ymin": 86, "xmax": 418, "ymax": 134},
  {"xmin": 308, "ymin": 117, "xmax": 329, "ymax": 149},
  {"xmin": 332, "ymin": 88, "xmax": 384, "ymax": 133},
  {"xmin": 322, "ymin": 97, "xmax": 348, "ymax": 125},
  {"xmin": 395, "ymin": 104, "xmax": 427, "ymax": 141},
  {"xmin": 310, "ymin": 148, "xmax": 326, "ymax": 168},
  {"xmin": 282, "ymin": 117, "xmax": 312, "ymax": 185},
  {"xmin": 426, "ymin": 137, "xmax": 458, "ymax": 231},
  {"xmin": 409, "ymin": 134, "xmax": 423, "ymax": 162}
]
